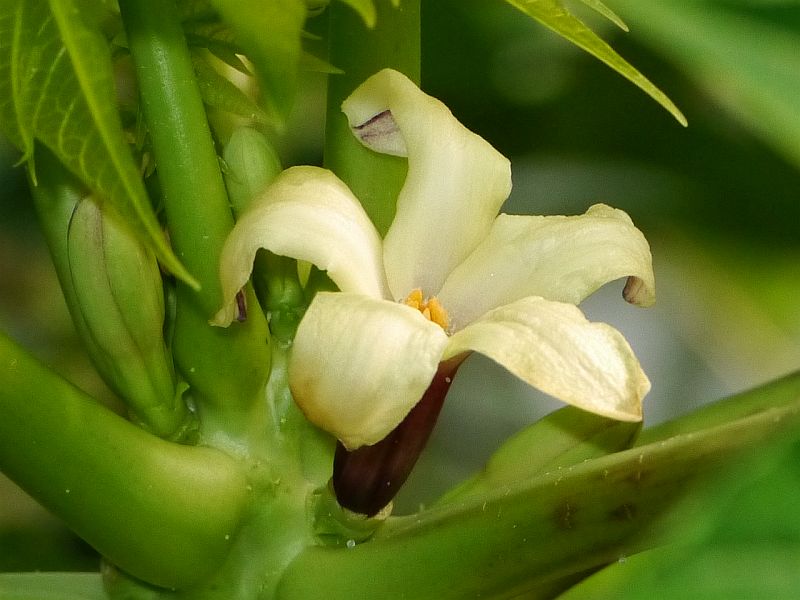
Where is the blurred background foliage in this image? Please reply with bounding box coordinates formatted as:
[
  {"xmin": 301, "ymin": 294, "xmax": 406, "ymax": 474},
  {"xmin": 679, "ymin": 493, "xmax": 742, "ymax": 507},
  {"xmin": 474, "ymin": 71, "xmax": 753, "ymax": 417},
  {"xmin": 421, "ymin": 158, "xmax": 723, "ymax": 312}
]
[{"xmin": 0, "ymin": 0, "xmax": 798, "ymax": 592}]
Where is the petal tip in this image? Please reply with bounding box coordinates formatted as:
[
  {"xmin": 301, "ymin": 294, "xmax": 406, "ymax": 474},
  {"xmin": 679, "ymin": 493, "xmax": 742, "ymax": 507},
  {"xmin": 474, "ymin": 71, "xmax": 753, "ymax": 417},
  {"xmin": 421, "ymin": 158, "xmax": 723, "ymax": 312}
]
[
  {"xmin": 209, "ymin": 306, "xmax": 234, "ymax": 327},
  {"xmin": 350, "ymin": 109, "xmax": 407, "ymax": 156},
  {"xmin": 623, "ymin": 275, "xmax": 656, "ymax": 307}
]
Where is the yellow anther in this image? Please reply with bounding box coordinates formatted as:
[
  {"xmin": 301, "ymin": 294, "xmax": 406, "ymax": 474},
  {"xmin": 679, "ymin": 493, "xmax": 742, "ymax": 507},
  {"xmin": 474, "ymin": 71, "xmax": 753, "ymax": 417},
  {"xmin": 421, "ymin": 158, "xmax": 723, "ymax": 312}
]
[
  {"xmin": 403, "ymin": 288, "xmax": 424, "ymax": 310},
  {"xmin": 402, "ymin": 289, "xmax": 450, "ymax": 330},
  {"xmin": 426, "ymin": 297, "xmax": 449, "ymax": 329}
]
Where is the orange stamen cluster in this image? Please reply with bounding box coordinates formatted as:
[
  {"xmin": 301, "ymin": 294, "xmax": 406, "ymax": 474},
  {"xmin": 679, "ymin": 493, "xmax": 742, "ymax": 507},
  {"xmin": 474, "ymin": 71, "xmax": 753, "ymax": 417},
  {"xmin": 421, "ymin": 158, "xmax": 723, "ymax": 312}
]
[{"xmin": 403, "ymin": 288, "xmax": 450, "ymax": 330}]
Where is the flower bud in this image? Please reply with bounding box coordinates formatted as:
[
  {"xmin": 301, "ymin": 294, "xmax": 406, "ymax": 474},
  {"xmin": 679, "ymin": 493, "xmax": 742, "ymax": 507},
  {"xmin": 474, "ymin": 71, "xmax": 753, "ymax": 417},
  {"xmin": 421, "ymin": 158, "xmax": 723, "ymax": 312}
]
[
  {"xmin": 222, "ymin": 127, "xmax": 305, "ymax": 342},
  {"xmin": 223, "ymin": 126, "xmax": 282, "ymax": 217},
  {"xmin": 66, "ymin": 197, "xmax": 187, "ymax": 437}
]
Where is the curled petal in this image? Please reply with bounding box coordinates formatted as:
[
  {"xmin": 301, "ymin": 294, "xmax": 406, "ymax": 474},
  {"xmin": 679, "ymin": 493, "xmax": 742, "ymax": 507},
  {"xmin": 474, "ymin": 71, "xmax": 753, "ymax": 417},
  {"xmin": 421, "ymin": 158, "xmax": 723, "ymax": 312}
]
[
  {"xmin": 342, "ymin": 69, "xmax": 512, "ymax": 300},
  {"xmin": 289, "ymin": 292, "xmax": 450, "ymax": 450},
  {"xmin": 213, "ymin": 166, "xmax": 389, "ymax": 326},
  {"xmin": 438, "ymin": 204, "xmax": 655, "ymax": 329},
  {"xmin": 443, "ymin": 296, "xmax": 649, "ymax": 422}
]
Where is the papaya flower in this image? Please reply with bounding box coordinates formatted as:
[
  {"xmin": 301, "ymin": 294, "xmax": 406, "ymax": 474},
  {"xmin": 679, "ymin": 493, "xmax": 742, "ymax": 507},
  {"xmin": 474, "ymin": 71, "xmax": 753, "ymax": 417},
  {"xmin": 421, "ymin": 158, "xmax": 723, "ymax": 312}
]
[{"xmin": 213, "ymin": 69, "xmax": 654, "ymax": 451}]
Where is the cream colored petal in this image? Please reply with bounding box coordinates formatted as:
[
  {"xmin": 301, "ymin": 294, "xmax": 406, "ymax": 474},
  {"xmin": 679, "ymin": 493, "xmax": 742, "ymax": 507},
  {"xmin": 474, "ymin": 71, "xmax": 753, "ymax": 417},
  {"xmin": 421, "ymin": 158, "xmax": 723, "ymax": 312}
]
[
  {"xmin": 212, "ymin": 166, "xmax": 389, "ymax": 326},
  {"xmin": 342, "ymin": 69, "xmax": 512, "ymax": 300},
  {"xmin": 438, "ymin": 204, "xmax": 655, "ymax": 329},
  {"xmin": 443, "ymin": 296, "xmax": 648, "ymax": 421},
  {"xmin": 289, "ymin": 292, "xmax": 450, "ymax": 450}
]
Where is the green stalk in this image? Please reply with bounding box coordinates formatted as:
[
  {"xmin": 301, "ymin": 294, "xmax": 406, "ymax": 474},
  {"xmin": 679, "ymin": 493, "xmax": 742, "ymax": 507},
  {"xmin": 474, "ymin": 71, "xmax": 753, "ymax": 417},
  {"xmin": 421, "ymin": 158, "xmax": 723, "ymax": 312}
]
[
  {"xmin": 105, "ymin": 344, "xmax": 335, "ymax": 600},
  {"xmin": 0, "ymin": 331, "xmax": 248, "ymax": 590},
  {"xmin": 325, "ymin": 0, "xmax": 421, "ymax": 234},
  {"xmin": 119, "ymin": 0, "xmax": 270, "ymax": 443}
]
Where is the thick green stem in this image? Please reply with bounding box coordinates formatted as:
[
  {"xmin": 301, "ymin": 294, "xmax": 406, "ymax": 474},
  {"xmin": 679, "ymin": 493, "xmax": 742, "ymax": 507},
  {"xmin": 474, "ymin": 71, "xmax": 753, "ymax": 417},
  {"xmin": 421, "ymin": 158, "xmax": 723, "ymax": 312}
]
[
  {"xmin": 277, "ymin": 376, "xmax": 800, "ymax": 599},
  {"xmin": 118, "ymin": 0, "xmax": 230, "ymax": 306},
  {"xmin": 0, "ymin": 332, "xmax": 248, "ymax": 589},
  {"xmin": 119, "ymin": 0, "xmax": 270, "ymax": 442},
  {"xmin": 104, "ymin": 344, "xmax": 335, "ymax": 600},
  {"xmin": 0, "ymin": 573, "xmax": 106, "ymax": 600},
  {"xmin": 325, "ymin": 0, "xmax": 421, "ymax": 234}
]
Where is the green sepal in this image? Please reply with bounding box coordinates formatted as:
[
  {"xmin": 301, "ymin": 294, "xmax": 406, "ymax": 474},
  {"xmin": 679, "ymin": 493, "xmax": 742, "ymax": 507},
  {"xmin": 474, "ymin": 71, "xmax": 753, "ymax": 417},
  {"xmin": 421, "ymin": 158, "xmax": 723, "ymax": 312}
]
[{"xmin": 310, "ymin": 483, "xmax": 388, "ymax": 546}]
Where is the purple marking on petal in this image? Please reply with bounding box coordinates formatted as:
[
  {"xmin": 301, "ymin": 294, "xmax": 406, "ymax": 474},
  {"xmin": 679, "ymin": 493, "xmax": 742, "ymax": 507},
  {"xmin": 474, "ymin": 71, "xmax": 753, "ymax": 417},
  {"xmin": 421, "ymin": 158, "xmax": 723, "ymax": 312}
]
[
  {"xmin": 353, "ymin": 110, "xmax": 400, "ymax": 146},
  {"xmin": 235, "ymin": 290, "xmax": 247, "ymax": 322}
]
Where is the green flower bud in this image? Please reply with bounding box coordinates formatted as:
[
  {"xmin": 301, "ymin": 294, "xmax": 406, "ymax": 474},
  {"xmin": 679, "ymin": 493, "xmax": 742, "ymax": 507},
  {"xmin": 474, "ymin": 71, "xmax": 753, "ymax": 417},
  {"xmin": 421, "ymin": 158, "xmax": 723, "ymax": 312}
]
[
  {"xmin": 223, "ymin": 126, "xmax": 282, "ymax": 217},
  {"xmin": 66, "ymin": 197, "xmax": 188, "ymax": 437},
  {"xmin": 222, "ymin": 127, "xmax": 305, "ymax": 342}
]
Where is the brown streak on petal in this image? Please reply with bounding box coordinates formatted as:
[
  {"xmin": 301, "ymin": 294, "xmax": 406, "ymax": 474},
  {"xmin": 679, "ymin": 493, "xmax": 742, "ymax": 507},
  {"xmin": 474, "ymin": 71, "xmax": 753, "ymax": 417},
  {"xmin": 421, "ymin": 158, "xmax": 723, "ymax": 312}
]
[
  {"xmin": 235, "ymin": 289, "xmax": 247, "ymax": 322},
  {"xmin": 623, "ymin": 276, "xmax": 648, "ymax": 306}
]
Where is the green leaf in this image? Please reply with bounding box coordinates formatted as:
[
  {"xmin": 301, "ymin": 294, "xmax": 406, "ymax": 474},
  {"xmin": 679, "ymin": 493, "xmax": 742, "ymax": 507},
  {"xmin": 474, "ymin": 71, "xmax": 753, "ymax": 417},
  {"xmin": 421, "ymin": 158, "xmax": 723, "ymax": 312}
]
[
  {"xmin": 610, "ymin": 0, "xmax": 800, "ymax": 169},
  {"xmin": 0, "ymin": 573, "xmax": 106, "ymax": 600},
  {"xmin": 332, "ymin": 0, "xmax": 402, "ymax": 28},
  {"xmin": 0, "ymin": 4, "xmax": 29, "ymax": 151},
  {"xmin": 191, "ymin": 51, "xmax": 272, "ymax": 124},
  {"xmin": 579, "ymin": 0, "xmax": 628, "ymax": 31},
  {"xmin": 183, "ymin": 19, "xmax": 253, "ymax": 74},
  {"xmin": 300, "ymin": 50, "xmax": 345, "ymax": 74},
  {"xmin": 336, "ymin": 0, "xmax": 377, "ymax": 27},
  {"xmin": 0, "ymin": 0, "xmax": 196, "ymax": 286},
  {"xmin": 504, "ymin": 0, "xmax": 687, "ymax": 126},
  {"xmin": 208, "ymin": 0, "xmax": 307, "ymax": 126}
]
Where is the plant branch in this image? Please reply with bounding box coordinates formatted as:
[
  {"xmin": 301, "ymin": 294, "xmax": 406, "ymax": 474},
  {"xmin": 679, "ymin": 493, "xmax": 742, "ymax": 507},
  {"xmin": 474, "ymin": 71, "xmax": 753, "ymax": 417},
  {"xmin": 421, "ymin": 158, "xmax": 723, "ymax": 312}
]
[
  {"xmin": 119, "ymin": 0, "xmax": 270, "ymax": 441},
  {"xmin": 0, "ymin": 573, "xmax": 106, "ymax": 600},
  {"xmin": 0, "ymin": 331, "xmax": 248, "ymax": 589},
  {"xmin": 276, "ymin": 372, "xmax": 800, "ymax": 599}
]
